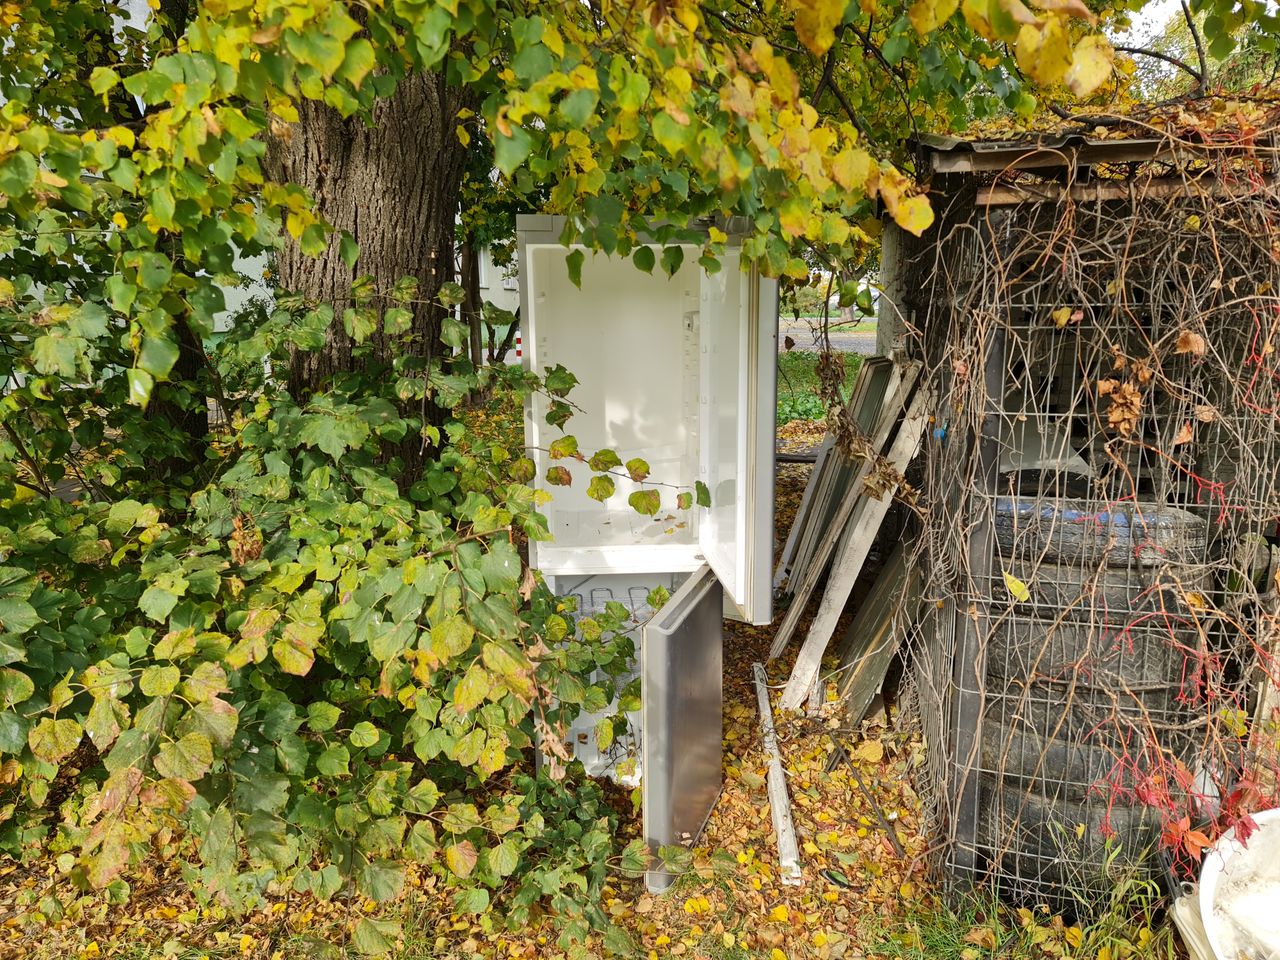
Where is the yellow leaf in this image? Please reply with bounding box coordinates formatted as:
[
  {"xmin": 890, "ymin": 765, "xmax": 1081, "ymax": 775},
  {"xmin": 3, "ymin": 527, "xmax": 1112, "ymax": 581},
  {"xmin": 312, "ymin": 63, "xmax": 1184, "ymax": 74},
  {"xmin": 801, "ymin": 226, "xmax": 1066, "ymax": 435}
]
[
  {"xmin": 771, "ymin": 950, "xmax": 789, "ymax": 960},
  {"xmin": 1064, "ymin": 34, "xmax": 1114, "ymax": 96},
  {"xmin": 893, "ymin": 195, "xmax": 934, "ymax": 236},
  {"xmin": 1016, "ymin": 17, "xmax": 1073, "ymax": 87},
  {"xmin": 963, "ymin": 926, "xmax": 998, "ymax": 949},
  {"xmin": 962, "ymin": 0, "xmax": 999, "ymax": 40},
  {"xmin": 793, "ymin": 0, "xmax": 846, "ymax": 56},
  {"xmin": 112, "ymin": 212, "xmax": 128, "ymax": 230},
  {"xmin": 0, "ymin": 278, "xmax": 14, "ymax": 305},
  {"xmin": 769, "ymin": 904, "xmax": 790, "ymax": 923},
  {"xmin": 1003, "ymin": 571, "xmax": 1031, "ymax": 602},
  {"xmin": 1185, "ymin": 213, "xmax": 1202, "ymax": 232},
  {"xmin": 909, "ymin": 0, "xmax": 961, "ymax": 34},
  {"xmin": 831, "ymin": 148, "xmax": 875, "ymax": 192},
  {"xmin": 899, "ymin": 881, "xmax": 915, "ymax": 897},
  {"xmin": 1065, "ymin": 926, "xmax": 1083, "ymax": 948},
  {"xmin": 1051, "ymin": 306, "xmax": 1071, "ymax": 327},
  {"xmin": 1026, "ymin": 0, "xmax": 1095, "ymax": 22},
  {"xmin": 853, "ymin": 740, "xmax": 884, "ymax": 763}
]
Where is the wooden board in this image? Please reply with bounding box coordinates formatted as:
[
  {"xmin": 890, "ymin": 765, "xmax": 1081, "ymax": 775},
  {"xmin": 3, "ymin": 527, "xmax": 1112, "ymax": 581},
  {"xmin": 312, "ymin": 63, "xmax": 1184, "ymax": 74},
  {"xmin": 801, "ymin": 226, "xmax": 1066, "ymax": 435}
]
[
  {"xmin": 767, "ymin": 361, "xmax": 920, "ymax": 661},
  {"xmin": 775, "ymin": 358, "xmax": 897, "ymax": 599},
  {"xmin": 834, "ymin": 541, "xmax": 922, "ymax": 725},
  {"xmin": 778, "ymin": 386, "xmax": 932, "ymax": 711}
]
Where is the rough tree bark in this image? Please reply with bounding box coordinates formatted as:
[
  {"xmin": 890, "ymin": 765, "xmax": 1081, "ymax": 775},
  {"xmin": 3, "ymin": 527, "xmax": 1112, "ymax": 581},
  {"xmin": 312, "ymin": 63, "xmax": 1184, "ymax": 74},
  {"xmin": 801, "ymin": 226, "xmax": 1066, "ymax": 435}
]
[{"xmin": 268, "ymin": 70, "xmax": 472, "ymax": 479}]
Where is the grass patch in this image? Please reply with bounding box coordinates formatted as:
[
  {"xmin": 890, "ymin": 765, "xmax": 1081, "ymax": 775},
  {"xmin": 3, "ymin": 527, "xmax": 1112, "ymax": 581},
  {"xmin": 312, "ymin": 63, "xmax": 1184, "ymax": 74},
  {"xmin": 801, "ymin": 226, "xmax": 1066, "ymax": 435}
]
[
  {"xmin": 776, "ymin": 350, "xmax": 862, "ymax": 424},
  {"xmin": 872, "ymin": 878, "xmax": 1175, "ymax": 960}
]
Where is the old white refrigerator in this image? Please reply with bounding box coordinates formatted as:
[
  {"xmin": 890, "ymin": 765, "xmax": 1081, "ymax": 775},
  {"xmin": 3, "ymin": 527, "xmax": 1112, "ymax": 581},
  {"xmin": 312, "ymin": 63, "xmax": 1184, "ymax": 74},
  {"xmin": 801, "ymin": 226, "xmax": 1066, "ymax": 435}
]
[{"xmin": 517, "ymin": 216, "xmax": 777, "ymax": 889}]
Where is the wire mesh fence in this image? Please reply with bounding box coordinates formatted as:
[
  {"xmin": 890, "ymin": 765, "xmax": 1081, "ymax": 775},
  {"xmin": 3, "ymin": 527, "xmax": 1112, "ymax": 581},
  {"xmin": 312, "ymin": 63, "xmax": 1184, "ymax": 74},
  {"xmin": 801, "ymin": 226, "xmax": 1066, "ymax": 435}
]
[{"xmin": 897, "ymin": 125, "xmax": 1280, "ymax": 911}]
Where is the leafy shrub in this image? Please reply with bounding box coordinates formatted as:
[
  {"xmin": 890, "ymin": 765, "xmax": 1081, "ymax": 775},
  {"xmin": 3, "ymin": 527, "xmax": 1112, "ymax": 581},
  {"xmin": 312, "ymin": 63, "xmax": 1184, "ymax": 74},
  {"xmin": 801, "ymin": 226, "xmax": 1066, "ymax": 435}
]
[{"xmin": 0, "ymin": 294, "xmax": 663, "ymax": 940}]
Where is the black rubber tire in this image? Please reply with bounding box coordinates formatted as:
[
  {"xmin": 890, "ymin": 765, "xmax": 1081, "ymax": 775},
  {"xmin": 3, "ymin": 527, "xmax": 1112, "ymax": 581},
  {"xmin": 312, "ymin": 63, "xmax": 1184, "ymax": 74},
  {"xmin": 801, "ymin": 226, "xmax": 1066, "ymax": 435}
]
[
  {"xmin": 983, "ymin": 617, "xmax": 1195, "ymax": 686},
  {"xmin": 992, "ymin": 561, "xmax": 1211, "ymax": 615},
  {"xmin": 993, "ymin": 498, "xmax": 1208, "ymax": 567},
  {"xmin": 984, "ymin": 678, "xmax": 1194, "ymax": 742},
  {"xmin": 974, "ymin": 778, "xmax": 1162, "ymax": 897},
  {"xmin": 978, "ymin": 718, "xmax": 1195, "ymax": 804}
]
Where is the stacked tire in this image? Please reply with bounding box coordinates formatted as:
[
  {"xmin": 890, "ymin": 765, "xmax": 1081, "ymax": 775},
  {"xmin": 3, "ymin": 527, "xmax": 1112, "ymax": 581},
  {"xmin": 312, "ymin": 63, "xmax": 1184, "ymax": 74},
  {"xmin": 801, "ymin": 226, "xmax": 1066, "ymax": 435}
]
[{"xmin": 976, "ymin": 498, "xmax": 1208, "ymax": 901}]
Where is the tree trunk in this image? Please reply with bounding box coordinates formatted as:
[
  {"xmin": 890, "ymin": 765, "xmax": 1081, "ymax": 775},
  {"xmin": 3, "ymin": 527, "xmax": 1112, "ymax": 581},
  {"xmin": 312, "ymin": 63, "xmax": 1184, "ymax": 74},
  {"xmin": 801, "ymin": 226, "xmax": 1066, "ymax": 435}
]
[
  {"xmin": 268, "ymin": 71, "xmax": 472, "ymax": 480},
  {"xmin": 460, "ymin": 240, "xmax": 484, "ymax": 369}
]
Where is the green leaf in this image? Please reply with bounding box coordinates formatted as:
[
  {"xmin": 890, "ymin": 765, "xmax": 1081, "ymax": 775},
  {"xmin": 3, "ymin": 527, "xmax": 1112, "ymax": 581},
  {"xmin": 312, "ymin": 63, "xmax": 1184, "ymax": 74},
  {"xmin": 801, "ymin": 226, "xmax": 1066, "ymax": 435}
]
[
  {"xmin": 0, "ymin": 712, "xmax": 29, "ymax": 754},
  {"xmin": 619, "ymin": 837, "xmax": 650, "ymax": 876},
  {"xmin": 0, "ymin": 151, "xmax": 37, "ymax": 197},
  {"xmin": 695, "ymin": 480, "xmax": 711, "ymax": 508},
  {"xmin": 543, "ymin": 364, "xmax": 578, "ymax": 395},
  {"xmin": 298, "ymin": 412, "xmax": 371, "ymax": 460},
  {"xmin": 138, "ymin": 336, "xmax": 180, "ymax": 379},
  {"xmin": 357, "ymin": 859, "xmax": 404, "ymax": 903},
  {"xmin": 0, "ymin": 597, "xmax": 40, "ymax": 637},
  {"xmin": 136, "ymin": 253, "xmax": 172, "ymax": 291},
  {"xmin": 316, "ymin": 744, "xmax": 350, "ymax": 777},
  {"xmin": 493, "ymin": 125, "xmax": 534, "ymax": 175},
  {"xmin": 676, "ymin": 491, "xmax": 692, "ymax": 510},
  {"xmin": 603, "ymin": 924, "xmax": 638, "ymax": 957},
  {"xmin": 545, "ymin": 465, "xmax": 572, "ymax": 486},
  {"xmin": 307, "ymin": 702, "xmax": 341, "ymax": 732},
  {"xmin": 478, "ymin": 542, "xmax": 520, "ymax": 593},
  {"xmin": 384, "ymin": 307, "xmax": 412, "ymax": 335},
  {"xmin": 28, "ymin": 718, "xmax": 82, "ymax": 763},
  {"xmin": 352, "ymin": 917, "xmax": 401, "ymax": 956},
  {"xmin": 438, "ymin": 281, "xmax": 466, "ymax": 307},
  {"xmin": 430, "ymin": 616, "xmax": 474, "ymax": 662},
  {"xmin": 549, "ymin": 435, "xmax": 579, "ymax": 459},
  {"xmin": 139, "ymin": 664, "xmax": 180, "ymax": 697},
  {"xmin": 488, "ymin": 838, "xmax": 519, "ymax": 878},
  {"xmin": 588, "ymin": 449, "xmax": 622, "ymax": 471},
  {"xmin": 138, "ymin": 585, "xmax": 178, "ymax": 623},
  {"xmin": 154, "ymin": 732, "xmax": 213, "ymax": 781},
  {"xmin": 339, "ymin": 233, "xmax": 359, "ymax": 269},
  {"xmin": 32, "ymin": 336, "xmax": 79, "ymax": 378},
  {"xmin": 558, "ymin": 87, "xmax": 598, "ymax": 127},
  {"xmin": 349, "ymin": 721, "xmax": 379, "ymax": 749},
  {"xmin": 587, "ymin": 475, "xmax": 616, "ymax": 502},
  {"xmin": 565, "ymin": 249, "xmax": 585, "ymax": 289},
  {"xmin": 452, "ymin": 663, "xmax": 491, "ymax": 713},
  {"xmin": 628, "ymin": 243, "xmax": 655, "ymax": 273},
  {"xmin": 454, "ymin": 886, "xmax": 490, "ymax": 914},
  {"xmin": 628, "ymin": 490, "xmax": 660, "ymax": 516},
  {"xmin": 0, "ymin": 668, "xmax": 34, "ymax": 708},
  {"xmin": 126, "ymin": 368, "xmax": 155, "ymax": 408},
  {"xmin": 596, "ymin": 717, "xmax": 614, "ymax": 751}
]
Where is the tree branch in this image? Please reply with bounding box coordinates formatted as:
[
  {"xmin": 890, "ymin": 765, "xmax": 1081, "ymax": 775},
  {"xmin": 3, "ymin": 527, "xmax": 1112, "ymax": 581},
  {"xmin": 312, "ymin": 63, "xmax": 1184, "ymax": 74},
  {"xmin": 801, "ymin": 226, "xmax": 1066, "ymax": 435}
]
[
  {"xmin": 828, "ymin": 81, "xmax": 872, "ymax": 142},
  {"xmin": 1181, "ymin": 0, "xmax": 1208, "ymax": 93},
  {"xmin": 811, "ymin": 25, "xmax": 848, "ymax": 104},
  {"xmin": 1115, "ymin": 45, "xmax": 1205, "ymax": 87}
]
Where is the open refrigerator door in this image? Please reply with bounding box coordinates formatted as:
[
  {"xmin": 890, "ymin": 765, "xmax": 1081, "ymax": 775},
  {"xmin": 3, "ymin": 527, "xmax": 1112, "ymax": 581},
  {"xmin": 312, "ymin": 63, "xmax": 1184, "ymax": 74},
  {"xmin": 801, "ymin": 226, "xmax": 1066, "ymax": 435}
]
[{"xmin": 518, "ymin": 215, "xmax": 776, "ymax": 872}]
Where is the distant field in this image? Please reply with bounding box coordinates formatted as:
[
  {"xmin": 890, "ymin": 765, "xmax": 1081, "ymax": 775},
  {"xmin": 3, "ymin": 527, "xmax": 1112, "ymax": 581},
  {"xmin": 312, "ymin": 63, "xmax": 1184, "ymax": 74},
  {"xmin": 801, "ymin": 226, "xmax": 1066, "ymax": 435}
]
[{"xmin": 776, "ymin": 350, "xmax": 862, "ymax": 424}]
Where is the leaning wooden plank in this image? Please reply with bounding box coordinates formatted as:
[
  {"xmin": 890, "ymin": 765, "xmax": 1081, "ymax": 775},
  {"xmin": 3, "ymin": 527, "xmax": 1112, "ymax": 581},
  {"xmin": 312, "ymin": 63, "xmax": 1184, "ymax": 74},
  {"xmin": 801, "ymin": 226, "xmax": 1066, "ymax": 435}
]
[
  {"xmin": 753, "ymin": 662, "xmax": 803, "ymax": 886},
  {"xmin": 792, "ymin": 360, "xmax": 898, "ymax": 584},
  {"xmin": 773, "ymin": 434, "xmax": 834, "ymax": 591},
  {"xmin": 778, "ymin": 387, "xmax": 932, "ymax": 711},
  {"xmin": 777, "ymin": 359, "xmax": 894, "ymax": 598},
  {"xmin": 835, "ymin": 541, "xmax": 922, "ymax": 725},
  {"xmin": 767, "ymin": 362, "xmax": 920, "ymax": 661}
]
